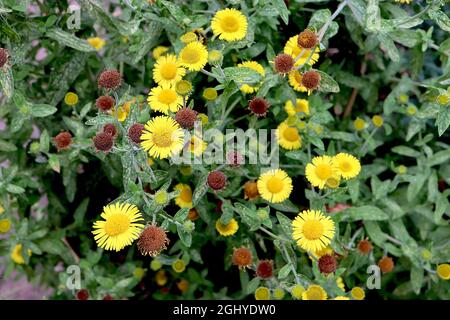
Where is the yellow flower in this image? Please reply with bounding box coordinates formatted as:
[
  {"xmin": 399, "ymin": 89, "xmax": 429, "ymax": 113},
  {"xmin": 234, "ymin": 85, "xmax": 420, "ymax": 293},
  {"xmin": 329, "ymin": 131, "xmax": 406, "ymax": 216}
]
[
  {"xmin": 276, "ymin": 122, "xmax": 302, "ymax": 150},
  {"xmin": 257, "ymin": 169, "xmax": 293, "ymax": 203},
  {"xmin": 208, "ymin": 50, "xmax": 223, "ymax": 65},
  {"xmin": 310, "ymin": 246, "xmax": 333, "ymax": 259},
  {"xmin": 284, "ymin": 35, "xmax": 320, "ymax": 67},
  {"xmin": 198, "ymin": 113, "xmax": 209, "ymax": 125},
  {"xmin": 351, "ymin": 287, "xmax": 365, "ymax": 300},
  {"xmin": 175, "ymin": 80, "xmax": 193, "ymax": 96},
  {"xmin": 406, "ymin": 104, "xmax": 417, "ymax": 115},
  {"xmin": 154, "ymin": 190, "xmax": 169, "ymax": 205},
  {"xmin": 284, "ymin": 99, "xmax": 309, "ymax": 117},
  {"xmin": 398, "ymin": 94, "xmax": 409, "ymax": 104},
  {"xmin": 11, "ymin": 244, "xmax": 32, "ymax": 264},
  {"xmin": 421, "ymin": 249, "xmax": 432, "ymax": 261},
  {"xmin": 150, "ymin": 259, "xmax": 162, "ymax": 271},
  {"xmin": 337, "ymin": 277, "xmax": 346, "ymax": 291},
  {"xmin": 203, "ymin": 88, "xmax": 218, "ymax": 101},
  {"xmin": 290, "ymin": 284, "xmax": 305, "ymax": 300},
  {"xmin": 292, "ymin": 209, "xmax": 335, "ymax": 252},
  {"xmin": 180, "ymin": 31, "xmax": 198, "ymax": 44},
  {"xmin": 288, "ymin": 70, "xmax": 309, "ymax": 93},
  {"xmin": 254, "ymin": 287, "xmax": 270, "ymax": 300},
  {"xmin": 140, "ymin": 116, "xmax": 185, "ymax": 159},
  {"xmin": 437, "ymin": 264, "xmax": 450, "ymax": 280},
  {"xmin": 153, "ymin": 54, "xmax": 186, "ymax": 86},
  {"xmin": 302, "ymin": 285, "xmax": 328, "ymax": 300},
  {"xmin": 133, "ymin": 267, "xmax": 146, "ymax": 280},
  {"xmin": 305, "ymin": 155, "xmax": 340, "ymax": 189},
  {"xmin": 155, "ymin": 270, "xmax": 168, "ymax": 286},
  {"xmin": 395, "ymin": 0, "xmax": 412, "ymax": 3},
  {"xmin": 174, "ymin": 183, "xmax": 193, "ymax": 209},
  {"xmin": 211, "ymin": 8, "xmax": 248, "ymax": 42},
  {"xmin": 372, "ymin": 115, "xmax": 383, "ymax": 127},
  {"xmin": 0, "ymin": 204, "xmax": 4, "ymax": 215},
  {"xmin": 353, "ymin": 117, "xmax": 366, "ymax": 131},
  {"xmin": 87, "ymin": 37, "xmax": 106, "ymax": 51},
  {"xmin": 177, "ymin": 279, "xmax": 189, "ymax": 293},
  {"xmin": 147, "ymin": 84, "xmax": 183, "ymax": 114},
  {"xmin": 178, "ymin": 42, "xmax": 208, "ymax": 71},
  {"xmin": 334, "ymin": 296, "xmax": 350, "ymax": 300},
  {"xmin": 273, "ymin": 287, "xmax": 285, "ymax": 300},
  {"xmin": 152, "ymin": 46, "xmax": 169, "ymax": 59},
  {"xmin": 216, "ymin": 218, "xmax": 239, "ymax": 236},
  {"xmin": 436, "ymin": 93, "xmax": 450, "ymax": 106},
  {"xmin": 0, "ymin": 219, "xmax": 11, "ymax": 233},
  {"xmin": 188, "ymin": 135, "xmax": 207, "ymax": 156},
  {"xmin": 64, "ymin": 92, "xmax": 79, "ymax": 106},
  {"xmin": 397, "ymin": 165, "xmax": 407, "ymax": 175},
  {"xmin": 237, "ymin": 61, "xmax": 265, "ymax": 94},
  {"xmin": 333, "ymin": 153, "xmax": 361, "ymax": 180},
  {"xmin": 92, "ymin": 203, "xmax": 144, "ymax": 252},
  {"xmin": 172, "ymin": 259, "xmax": 186, "ymax": 273}
]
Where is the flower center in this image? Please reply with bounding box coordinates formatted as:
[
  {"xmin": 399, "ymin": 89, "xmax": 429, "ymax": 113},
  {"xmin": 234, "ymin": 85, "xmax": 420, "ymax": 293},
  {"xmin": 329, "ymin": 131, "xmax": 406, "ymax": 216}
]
[
  {"xmin": 180, "ymin": 189, "xmax": 192, "ymax": 203},
  {"xmin": 152, "ymin": 129, "xmax": 173, "ymax": 148},
  {"xmin": 315, "ymin": 164, "xmax": 332, "ymax": 180},
  {"xmin": 326, "ymin": 177, "xmax": 339, "ymax": 189},
  {"xmin": 104, "ymin": 214, "xmax": 130, "ymax": 237},
  {"xmin": 340, "ymin": 161, "xmax": 352, "ymax": 172},
  {"xmin": 283, "ymin": 127, "xmax": 299, "ymax": 142},
  {"xmin": 302, "ymin": 220, "xmax": 324, "ymax": 240},
  {"xmin": 158, "ymin": 89, "xmax": 177, "ymax": 105},
  {"xmin": 296, "ymin": 101, "xmax": 307, "ymax": 112},
  {"xmin": 307, "ymin": 287, "xmax": 323, "ymax": 300},
  {"xmin": 155, "ymin": 191, "xmax": 168, "ymax": 204},
  {"xmin": 220, "ymin": 16, "xmax": 239, "ymax": 32},
  {"xmin": 160, "ymin": 63, "xmax": 177, "ymax": 80},
  {"xmin": 266, "ymin": 176, "xmax": 283, "ymax": 193},
  {"xmin": 181, "ymin": 48, "xmax": 200, "ymax": 64}
]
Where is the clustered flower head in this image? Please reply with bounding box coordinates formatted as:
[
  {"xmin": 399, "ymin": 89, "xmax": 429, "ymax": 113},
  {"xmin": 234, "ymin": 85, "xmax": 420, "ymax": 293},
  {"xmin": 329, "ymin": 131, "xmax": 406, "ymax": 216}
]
[
  {"xmin": 297, "ymin": 29, "xmax": 318, "ymax": 49},
  {"xmin": 175, "ymin": 107, "xmax": 197, "ymax": 129},
  {"xmin": 232, "ymin": 247, "xmax": 253, "ymax": 269},
  {"xmin": 128, "ymin": 123, "xmax": 145, "ymax": 143},
  {"xmin": 98, "ymin": 69, "xmax": 122, "ymax": 90},
  {"xmin": 207, "ymin": 170, "xmax": 227, "ymax": 190},
  {"xmin": 256, "ymin": 260, "xmax": 273, "ymax": 279},
  {"xmin": 53, "ymin": 131, "xmax": 72, "ymax": 151},
  {"xmin": 0, "ymin": 48, "xmax": 8, "ymax": 68},
  {"xmin": 103, "ymin": 123, "xmax": 117, "ymax": 137},
  {"xmin": 248, "ymin": 97, "xmax": 270, "ymax": 117},
  {"xmin": 93, "ymin": 132, "xmax": 114, "ymax": 152},
  {"xmin": 378, "ymin": 256, "xmax": 394, "ymax": 273},
  {"xmin": 318, "ymin": 254, "xmax": 338, "ymax": 274},
  {"xmin": 274, "ymin": 53, "xmax": 295, "ymax": 74},
  {"xmin": 357, "ymin": 239, "xmax": 373, "ymax": 255},
  {"xmin": 301, "ymin": 70, "xmax": 321, "ymax": 90},
  {"xmin": 137, "ymin": 224, "xmax": 170, "ymax": 257},
  {"xmin": 96, "ymin": 95, "xmax": 115, "ymax": 111}
]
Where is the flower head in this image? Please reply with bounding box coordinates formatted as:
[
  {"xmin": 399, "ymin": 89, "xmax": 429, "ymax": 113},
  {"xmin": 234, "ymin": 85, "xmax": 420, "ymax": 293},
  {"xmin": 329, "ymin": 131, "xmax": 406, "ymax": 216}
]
[
  {"xmin": 372, "ymin": 115, "xmax": 384, "ymax": 127},
  {"xmin": 244, "ymin": 180, "xmax": 259, "ymax": 200},
  {"xmin": 96, "ymin": 95, "xmax": 115, "ymax": 111},
  {"xmin": 353, "ymin": 117, "xmax": 366, "ymax": 131},
  {"xmin": 175, "ymin": 80, "xmax": 193, "ymax": 96},
  {"xmin": 207, "ymin": 171, "xmax": 227, "ymax": 190},
  {"xmin": 357, "ymin": 239, "xmax": 373, "ymax": 255},
  {"xmin": 174, "ymin": 183, "xmax": 193, "ymax": 208},
  {"xmin": 232, "ymin": 247, "xmax": 253, "ymax": 269},
  {"xmin": 248, "ymin": 97, "xmax": 270, "ymax": 117},
  {"xmin": 11, "ymin": 244, "xmax": 31, "ymax": 264},
  {"xmin": 103, "ymin": 123, "xmax": 117, "ymax": 138},
  {"xmin": 254, "ymin": 287, "xmax": 270, "ymax": 300},
  {"xmin": 178, "ymin": 42, "xmax": 208, "ymax": 71},
  {"xmin": 0, "ymin": 219, "xmax": 11, "ymax": 233},
  {"xmin": 76, "ymin": 289, "xmax": 89, "ymax": 300},
  {"xmin": 93, "ymin": 132, "xmax": 114, "ymax": 153},
  {"xmin": 216, "ymin": 218, "xmax": 239, "ymax": 236},
  {"xmin": 257, "ymin": 169, "xmax": 293, "ymax": 203},
  {"xmin": 237, "ymin": 61, "xmax": 265, "ymax": 94},
  {"xmin": 302, "ymin": 285, "xmax": 327, "ymax": 300},
  {"xmin": 92, "ymin": 203, "xmax": 144, "ymax": 251},
  {"xmin": 87, "ymin": 37, "xmax": 106, "ymax": 51},
  {"xmin": 256, "ymin": 260, "xmax": 273, "ymax": 279},
  {"xmin": 274, "ymin": 53, "xmax": 294, "ymax": 74},
  {"xmin": 297, "ymin": 29, "xmax": 318, "ymax": 49},
  {"xmin": 147, "ymin": 84, "xmax": 183, "ymax": 114},
  {"xmin": 305, "ymin": 155, "xmax": 340, "ymax": 189},
  {"xmin": 276, "ymin": 122, "xmax": 302, "ymax": 150},
  {"xmin": 140, "ymin": 116, "xmax": 185, "ymax": 159},
  {"xmin": 437, "ymin": 264, "xmax": 450, "ymax": 280},
  {"xmin": 53, "ymin": 131, "xmax": 72, "ymax": 151},
  {"xmin": 318, "ymin": 254, "xmax": 337, "ymax": 274},
  {"xmin": 98, "ymin": 70, "xmax": 122, "ymax": 90},
  {"xmin": 153, "ymin": 54, "xmax": 186, "ymax": 86},
  {"xmin": 333, "ymin": 153, "xmax": 361, "ymax": 180},
  {"xmin": 175, "ymin": 108, "xmax": 197, "ymax": 129},
  {"xmin": 284, "ymin": 35, "xmax": 320, "ymax": 67},
  {"xmin": 290, "ymin": 284, "xmax": 305, "ymax": 299},
  {"xmin": 64, "ymin": 92, "xmax": 79, "ymax": 106},
  {"xmin": 203, "ymin": 88, "xmax": 218, "ymax": 101},
  {"xmin": 288, "ymin": 70, "xmax": 309, "ymax": 92},
  {"xmin": 351, "ymin": 287, "xmax": 365, "ymax": 300},
  {"xmin": 292, "ymin": 209, "xmax": 335, "ymax": 252},
  {"xmin": 301, "ymin": 70, "xmax": 321, "ymax": 90},
  {"xmin": 128, "ymin": 123, "xmax": 145, "ymax": 143},
  {"xmin": 378, "ymin": 256, "xmax": 394, "ymax": 273},
  {"xmin": 172, "ymin": 259, "xmax": 186, "ymax": 273},
  {"xmin": 0, "ymin": 48, "xmax": 9, "ymax": 68},
  {"xmin": 137, "ymin": 224, "xmax": 170, "ymax": 257},
  {"xmin": 152, "ymin": 46, "xmax": 169, "ymax": 59},
  {"xmin": 211, "ymin": 8, "xmax": 248, "ymax": 42},
  {"xmin": 284, "ymin": 99, "xmax": 309, "ymax": 116}
]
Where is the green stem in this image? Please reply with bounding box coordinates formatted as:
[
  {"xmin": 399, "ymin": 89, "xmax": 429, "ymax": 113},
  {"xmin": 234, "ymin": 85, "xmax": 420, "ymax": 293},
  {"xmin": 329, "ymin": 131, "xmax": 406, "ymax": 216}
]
[{"xmin": 397, "ymin": 4, "xmax": 431, "ymax": 27}]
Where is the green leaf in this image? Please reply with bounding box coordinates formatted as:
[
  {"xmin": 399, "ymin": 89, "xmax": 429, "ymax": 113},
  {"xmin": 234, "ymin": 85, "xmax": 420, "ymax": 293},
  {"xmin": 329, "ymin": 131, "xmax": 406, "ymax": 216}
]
[
  {"xmin": 174, "ymin": 208, "xmax": 190, "ymax": 222},
  {"xmin": 0, "ymin": 65, "xmax": 14, "ymax": 99},
  {"xmin": 436, "ymin": 107, "xmax": 450, "ymax": 136},
  {"xmin": 39, "ymin": 130, "xmax": 50, "ymax": 153},
  {"xmin": 73, "ymin": 198, "xmax": 89, "ymax": 228},
  {"xmin": 0, "ymin": 139, "xmax": 17, "ymax": 152},
  {"xmin": 46, "ymin": 28, "xmax": 96, "ymax": 52},
  {"xmin": 6, "ymin": 184, "xmax": 25, "ymax": 194},
  {"xmin": 278, "ymin": 264, "xmax": 291, "ymax": 279},
  {"xmin": 316, "ymin": 70, "xmax": 340, "ymax": 93},
  {"xmin": 177, "ymin": 225, "xmax": 192, "ymax": 247},
  {"xmin": 276, "ymin": 212, "xmax": 293, "ymax": 237},
  {"xmin": 48, "ymin": 154, "xmax": 61, "ymax": 173},
  {"xmin": 410, "ymin": 266, "xmax": 424, "ymax": 295},
  {"xmin": 223, "ymin": 67, "xmax": 262, "ymax": 85},
  {"xmin": 31, "ymin": 104, "xmax": 57, "ymax": 117},
  {"xmin": 192, "ymin": 173, "xmax": 208, "ymax": 206},
  {"xmin": 334, "ymin": 205, "xmax": 389, "ymax": 221},
  {"xmin": 391, "ymin": 146, "xmax": 421, "ymax": 157},
  {"xmin": 407, "ymin": 174, "xmax": 427, "ymax": 202},
  {"xmin": 234, "ymin": 202, "xmax": 261, "ymax": 231},
  {"xmin": 246, "ymin": 277, "xmax": 260, "ymax": 295},
  {"xmin": 268, "ymin": 200, "xmax": 299, "ymax": 213},
  {"xmin": 428, "ymin": 9, "xmax": 450, "ymax": 32},
  {"xmin": 365, "ymin": 0, "xmax": 381, "ymax": 32},
  {"xmin": 428, "ymin": 150, "xmax": 450, "ymax": 167},
  {"xmin": 379, "ymin": 34, "xmax": 399, "ymax": 62},
  {"xmin": 272, "ymin": 0, "xmax": 289, "ymax": 24}
]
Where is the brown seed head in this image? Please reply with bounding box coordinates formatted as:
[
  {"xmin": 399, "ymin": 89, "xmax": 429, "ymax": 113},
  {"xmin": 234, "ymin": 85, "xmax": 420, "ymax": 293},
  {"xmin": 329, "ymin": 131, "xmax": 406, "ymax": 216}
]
[
  {"xmin": 274, "ymin": 53, "xmax": 294, "ymax": 74},
  {"xmin": 378, "ymin": 256, "xmax": 394, "ymax": 273},
  {"xmin": 53, "ymin": 131, "xmax": 72, "ymax": 151},
  {"xmin": 128, "ymin": 123, "xmax": 145, "ymax": 143},
  {"xmin": 103, "ymin": 123, "xmax": 117, "ymax": 137},
  {"xmin": 256, "ymin": 260, "xmax": 274, "ymax": 279},
  {"xmin": 175, "ymin": 108, "xmax": 197, "ymax": 129},
  {"xmin": 248, "ymin": 97, "xmax": 270, "ymax": 117},
  {"xmin": 96, "ymin": 95, "xmax": 115, "ymax": 111},
  {"xmin": 301, "ymin": 70, "xmax": 321, "ymax": 90},
  {"xmin": 93, "ymin": 132, "xmax": 114, "ymax": 152},
  {"xmin": 137, "ymin": 225, "xmax": 170, "ymax": 257},
  {"xmin": 98, "ymin": 69, "xmax": 122, "ymax": 90},
  {"xmin": 357, "ymin": 239, "xmax": 373, "ymax": 255},
  {"xmin": 207, "ymin": 171, "xmax": 227, "ymax": 191},
  {"xmin": 318, "ymin": 254, "xmax": 338, "ymax": 274},
  {"xmin": 232, "ymin": 247, "xmax": 253, "ymax": 269},
  {"xmin": 297, "ymin": 29, "xmax": 318, "ymax": 49},
  {"xmin": 244, "ymin": 180, "xmax": 259, "ymax": 200}
]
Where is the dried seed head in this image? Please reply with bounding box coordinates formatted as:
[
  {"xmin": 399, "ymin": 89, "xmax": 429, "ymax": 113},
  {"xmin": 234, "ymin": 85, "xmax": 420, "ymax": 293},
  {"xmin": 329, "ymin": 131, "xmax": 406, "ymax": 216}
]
[
  {"xmin": 232, "ymin": 247, "xmax": 253, "ymax": 269},
  {"xmin": 256, "ymin": 260, "xmax": 274, "ymax": 279},
  {"xmin": 103, "ymin": 123, "xmax": 117, "ymax": 137},
  {"xmin": 226, "ymin": 151, "xmax": 244, "ymax": 167},
  {"xmin": 96, "ymin": 95, "xmax": 115, "ymax": 111},
  {"xmin": 274, "ymin": 53, "xmax": 294, "ymax": 74},
  {"xmin": 0, "ymin": 48, "xmax": 9, "ymax": 68},
  {"xmin": 128, "ymin": 123, "xmax": 145, "ymax": 143},
  {"xmin": 297, "ymin": 29, "xmax": 318, "ymax": 49},
  {"xmin": 53, "ymin": 131, "xmax": 72, "ymax": 151},
  {"xmin": 357, "ymin": 239, "xmax": 373, "ymax": 255},
  {"xmin": 93, "ymin": 132, "xmax": 114, "ymax": 152},
  {"xmin": 248, "ymin": 97, "xmax": 270, "ymax": 117},
  {"xmin": 378, "ymin": 256, "xmax": 394, "ymax": 273},
  {"xmin": 301, "ymin": 70, "xmax": 321, "ymax": 90},
  {"xmin": 207, "ymin": 171, "xmax": 227, "ymax": 191},
  {"xmin": 175, "ymin": 108, "xmax": 197, "ymax": 129},
  {"xmin": 98, "ymin": 69, "xmax": 122, "ymax": 90},
  {"xmin": 137, "ymin": 225, "xmax": 170, "ymax": 257},
  {"xmin": 318, "ymin": 254, "xmax": 338, "ymax": 274},
  {"xmin": 76, "ymin": 289, "xmax": 89, "ymax": 300}
]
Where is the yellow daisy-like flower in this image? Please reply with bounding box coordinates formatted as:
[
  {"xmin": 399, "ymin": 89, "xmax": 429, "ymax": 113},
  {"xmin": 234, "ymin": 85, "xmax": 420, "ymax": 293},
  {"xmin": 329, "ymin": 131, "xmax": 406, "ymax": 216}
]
[
  {"xmin": 216, "ymin": 218, "xmax": 239, "ymax": 237},
  {"xmin": 310, "ymin": 246, "xmax": 333, "ymax": 259},
  {"xmin": 11, "ymin": 244, "xmax": 32, "ymax": 264},
  {"xmin": 172, "ymin": 259, "xmax": 186, "ymax": 273},
  {"xmin": 147, "ymin": 85, "xmax": 183, "ymax": 114},
  {"xmin": 178, "ymin": 42, "xmax": 208, "ymax": 71},
  {"xmin": 254, "ymin": 286, "xmax": 270, "ymax": 300},
  {"xmin": 198, "ymin": 113, "xmax": 209, "ymax": 125},
  {"xmin": 237, "ymin": 61, "xmax": 265, "ymax": 94},
  {"xmin": 372, "ymin": 115, "xmax": 384, "ymax": 127},
  {"xmin": 87, "ymin": 37, "xmax": 106, "ymax": 51},
  {"xmin": 153, "ymin": 54, "xmax": 186, "ymax": 86},
  {"xmin": 395, "ymin": 0, "xmax": 411, "ymax": 3},
  {"xmin": 64, "ymin": 92, "xmax": 79, "ymax": 106},
  {"xmin": 351, "ymin": 287, "xmax": 365, "ymax": 300},
  {"xmin": 208, "ymin": 50, "xmax": 223, "ymax": 65},
  {"xmin": 174, "ymin": 183, "xmax": 193, "ymax": 208},
  {"xmin": 305, "ymin": 155, "xmax": 340, "ymax": 189},
  {"xmin": 276, "ymin": 122, "xmax": 302, "ymax": 150},
  {"xmin": 288, "ymin": 70, "xmax": 309, "ymax": 93},
  {"xmin": 437, "ymin": 264, "xmax": 450, "ymax": 280},
  {"xmin": 333, "ymin": 153, "xmax": 361, "ymax": 180},
  {"xmin": 152, "ymin": 46, "xmax": 169, "ymax": 59},
  {"xmin": 334, "ymin": 296, "xmax": 350, "ymax": 300},
  {"xmin": 203, "ymin": 88, "xmax": 218, "ymax": 101},
  {"xmin": 353, "ymin": 117, "xmax": 366, "ymax": 131},
  {"xmin": 337, "ymin": 277, "xmax": 346, "ymax": 291},
  {"xmin": 292, "ymin": 209, "xmax": 335, "ymax": 252},
  {"xmin": 257, "ymin": 169, "xmax": 293, "ymax": 203},
  {"xmin": 180, "ymin": 31, "xmax": 198, "ymax": 44},
  {"xmin": 140, "ymin": 116, "xmax": 185, "ymax": 159},
  {"xmin": 284, "ymin": 99, "xmax": 309, "ymax": 117},
  {"xmin": 302, "ymin": 285, "xmax": 328, "ymax": 300},
  {"xmin": 284, "ymin": 35, "xmax": 320, "ymax": 67},
  {"xmin": 92, "ymin": 203, "xmax": 144, "ymax": 252},
  {"xmin": 188, "ymin": 135, "xmax": 207, "ymax": 156},
  {"xmin": 290, "ymin": 284, "xmax": 305, "ymax": 300},
  {"xmin": 211, "ymin": 8, "xmax": 248, "ymax": 42},
  {"xmin": 0, "ymin": 218, "xmax": 11, "ymax": 233}
]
